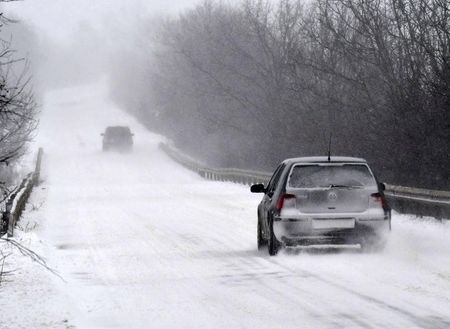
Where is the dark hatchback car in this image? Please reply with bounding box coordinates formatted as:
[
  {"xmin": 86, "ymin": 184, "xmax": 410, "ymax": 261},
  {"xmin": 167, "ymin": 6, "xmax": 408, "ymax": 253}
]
[
  {"xmin": 251, "ymin": 157, "xmax": 391, "ymax": 255},
  {"xmin": 101, "ymin": 126, "xmax": 134, "ymax": 152}
]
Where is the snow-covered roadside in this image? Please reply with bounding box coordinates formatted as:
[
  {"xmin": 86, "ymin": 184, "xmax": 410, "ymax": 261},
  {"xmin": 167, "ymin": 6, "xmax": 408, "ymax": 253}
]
[{"xmin": 0, "ymin": 184, "xmax": 75, "ymax": 329}]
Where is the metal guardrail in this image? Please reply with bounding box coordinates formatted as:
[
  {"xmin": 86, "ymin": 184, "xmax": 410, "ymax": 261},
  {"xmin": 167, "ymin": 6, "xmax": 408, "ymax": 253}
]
[
  {"xmin": 384, "ymin": 184, "xmax": 450, "ymax": 220},
  {"xmin": 160, "ymin": 143, "xmax": 450, "ymax": 220},
  {"xmin": 385, "ymin": 184, "xmax": 450, "ymax": 204},
  {"xmin": 1, "ymin": 148, "xmax": 44, "ymax": 237},
  {"xmin": 160, "ymin": 143, "xmax": 271, "ymax": 186}
]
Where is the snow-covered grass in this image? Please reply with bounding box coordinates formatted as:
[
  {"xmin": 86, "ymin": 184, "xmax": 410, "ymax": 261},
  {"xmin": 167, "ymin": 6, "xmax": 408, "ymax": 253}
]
[
  {"xmin": 0, "ymin": 186, "xmax": 75, "ymax": 329},
  {"xmin": 1, "ymin": 80, "xmax": 449, "ymax": 329}
]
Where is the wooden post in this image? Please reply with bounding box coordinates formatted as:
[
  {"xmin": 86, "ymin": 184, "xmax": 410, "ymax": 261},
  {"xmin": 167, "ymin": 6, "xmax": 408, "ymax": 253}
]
[{"xmin": 33, "ymin": 148, "xmax": 44, "ymax": 186}]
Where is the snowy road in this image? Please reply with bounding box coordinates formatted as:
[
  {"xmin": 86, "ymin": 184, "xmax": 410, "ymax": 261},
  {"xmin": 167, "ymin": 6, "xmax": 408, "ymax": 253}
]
[{"xmin": 4, "ymin": 81, "xmax": 450, "ymax": 329}]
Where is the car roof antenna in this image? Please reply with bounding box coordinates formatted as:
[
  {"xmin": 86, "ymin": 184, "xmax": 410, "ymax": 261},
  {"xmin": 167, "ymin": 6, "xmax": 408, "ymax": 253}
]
[{"xmin": 327, "ymin": 133, "xmax": 332, "ymax": 162}]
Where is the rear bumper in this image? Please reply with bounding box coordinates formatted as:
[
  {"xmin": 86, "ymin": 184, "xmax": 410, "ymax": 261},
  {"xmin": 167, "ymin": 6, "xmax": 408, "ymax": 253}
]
[
  {"xmin": 273, "ymin": 211, "xmax": 390, "ymax": 245},
  {"xmin": 103, "ymin": 142, "xmax": 133, "ymax": 150}
]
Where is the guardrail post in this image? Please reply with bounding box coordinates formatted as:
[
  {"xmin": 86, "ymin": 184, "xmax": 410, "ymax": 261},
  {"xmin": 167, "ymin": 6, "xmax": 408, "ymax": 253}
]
[
  {"xmin": 33, "ymin": 147, "xmax": 44, "ymax": 186},
  {"xmin": 6, "ymin": 202, "xmax": 13, "ymax": 237}
]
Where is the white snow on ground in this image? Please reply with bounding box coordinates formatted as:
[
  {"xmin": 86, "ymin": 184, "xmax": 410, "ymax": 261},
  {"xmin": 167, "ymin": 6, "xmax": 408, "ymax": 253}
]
[
  {"xmin": 1, "ymin": 79, "xmax": 450, "ymax": 329},
  {"xmin": 0, "ymin": 189, "xmax": 74, "ymax": 329}
]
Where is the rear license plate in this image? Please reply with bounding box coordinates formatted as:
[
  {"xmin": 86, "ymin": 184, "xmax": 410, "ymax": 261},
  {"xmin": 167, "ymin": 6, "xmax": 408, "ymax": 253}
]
[{"xmin": 312, "ymin": 218, "xmax": 355, "ymax": 229}]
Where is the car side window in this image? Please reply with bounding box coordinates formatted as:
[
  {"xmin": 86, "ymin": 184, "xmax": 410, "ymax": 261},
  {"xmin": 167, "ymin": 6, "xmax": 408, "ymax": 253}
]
[{"xmin": 266, "ymin": 163, "xmax": 286, "ymax": 195}]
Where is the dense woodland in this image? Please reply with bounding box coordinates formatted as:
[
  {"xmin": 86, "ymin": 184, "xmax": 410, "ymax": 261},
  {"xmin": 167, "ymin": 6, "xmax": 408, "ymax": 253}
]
[{"xmin": 111, "ymin": 0, "xmax": 450, "ymax": 189}]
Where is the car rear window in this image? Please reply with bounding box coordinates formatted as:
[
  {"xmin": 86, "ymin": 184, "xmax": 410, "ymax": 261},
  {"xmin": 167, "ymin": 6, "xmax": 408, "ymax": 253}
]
[
  {"xmin": 288, "ymin": 164, "xmax": 376, "ymax": 188},
  {"xmin": 106, "ymin": 127, "xmax": 131, "ymax": 136}
]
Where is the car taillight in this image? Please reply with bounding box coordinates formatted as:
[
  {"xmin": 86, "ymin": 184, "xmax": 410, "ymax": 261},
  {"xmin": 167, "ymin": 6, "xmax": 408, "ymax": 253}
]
[
  {"xmin": 370, "ymin": 192, "xmax": 388, "ymax": 210},
  {"xmin": 276, "ymin": 194, "xmax": 296, "ymax": 210}
]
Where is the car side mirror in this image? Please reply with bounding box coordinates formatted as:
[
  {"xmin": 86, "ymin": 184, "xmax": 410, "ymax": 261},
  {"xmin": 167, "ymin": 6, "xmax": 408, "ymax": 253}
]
[
  {"xmin": 379, "ymin": 182, "xmax": 386, "ymax": 191},
  {"xmin": 250, "ymin": 183, "xmax": 266, "ymax": 193}
]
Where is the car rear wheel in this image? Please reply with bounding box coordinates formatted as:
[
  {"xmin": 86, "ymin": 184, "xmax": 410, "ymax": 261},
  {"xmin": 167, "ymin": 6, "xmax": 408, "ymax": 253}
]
[
  {"xmin": 268, "ymin": 220, "xmax": 280, "ymax": 256},
  {"xmin": 257, "ymin": 219, "xmax": 267, "ymax": 250}
]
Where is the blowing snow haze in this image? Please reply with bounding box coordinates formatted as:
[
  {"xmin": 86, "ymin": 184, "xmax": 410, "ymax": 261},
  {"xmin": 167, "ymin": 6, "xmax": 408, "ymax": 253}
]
[
  {"xmin": 3, "ymin": 0, "xmax": 448, "ymax": 190},
  {"xmin": 3, "ymin": 0, "xmax": 212, "ymax": 40},
  {"xmin": 0, "ymin": 0, "xmax": 449, "ymax": 328},
  {"xmin": 2, "ymin": 0, "xmax": 222, "ymax": 89}
]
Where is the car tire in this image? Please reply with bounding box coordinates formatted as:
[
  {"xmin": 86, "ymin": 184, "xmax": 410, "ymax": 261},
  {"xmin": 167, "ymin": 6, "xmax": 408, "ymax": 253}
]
[
  {"xmin": 268, "ymin": 220, "xmax": 280, "ymax": 256},
  {"xmin": 257, "ymin": 219, "xmax": 267, "ymax": 250}
]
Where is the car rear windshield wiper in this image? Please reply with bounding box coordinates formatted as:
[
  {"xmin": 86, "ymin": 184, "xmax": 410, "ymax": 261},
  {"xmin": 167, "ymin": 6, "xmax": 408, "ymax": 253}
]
[{"xmin": 328, "ymin": 184, "xmax": 363, "ymax": 189}]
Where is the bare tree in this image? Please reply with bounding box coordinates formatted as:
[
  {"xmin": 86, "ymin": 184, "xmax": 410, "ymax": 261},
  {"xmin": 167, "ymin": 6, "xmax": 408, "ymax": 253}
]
[
  {"xmin": 110, "ymin": 0, "xmax": 449, "ymax": 189},
  {"xmin": 0, "ymin": 237, "xmax": 64, "ymax": 288},
  {"xmin": 0, "ymin": 4, "xmax": 38, "ymax": 197}
]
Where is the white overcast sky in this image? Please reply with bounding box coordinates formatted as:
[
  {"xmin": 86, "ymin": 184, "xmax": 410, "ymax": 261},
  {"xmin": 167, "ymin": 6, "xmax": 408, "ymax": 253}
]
[
  {"xmin": 0, "ymin": 0, "xmax": 243, "ymax": 90},
  {"xmin": 2, "ymin": 0, "xmax": 240, "ymax": 42}
]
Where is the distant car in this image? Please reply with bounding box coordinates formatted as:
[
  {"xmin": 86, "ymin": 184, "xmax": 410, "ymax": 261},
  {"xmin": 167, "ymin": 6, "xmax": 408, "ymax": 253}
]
[
  {"xmin": 101, "ymin": 126, "xmax": 134, "ymax": 152},
  {"xmin": 251, "ymin": 157, "xmax": 391, "ymax": 255}
]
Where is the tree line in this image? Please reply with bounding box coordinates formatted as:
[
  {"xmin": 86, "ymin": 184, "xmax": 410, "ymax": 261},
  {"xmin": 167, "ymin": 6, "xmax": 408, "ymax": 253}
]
[
  {"xmin": 110, "ymin": 0, "xmax": 450, "ymax": 189},
  {"xmin": 0, "ymin": 2, "xmax": 38, "ymax": 199}
]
